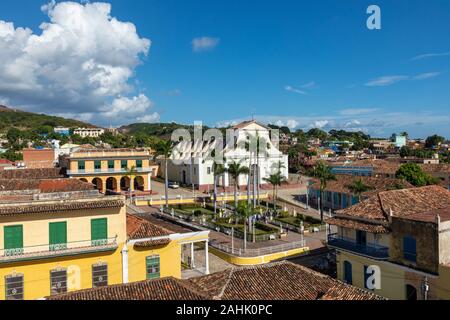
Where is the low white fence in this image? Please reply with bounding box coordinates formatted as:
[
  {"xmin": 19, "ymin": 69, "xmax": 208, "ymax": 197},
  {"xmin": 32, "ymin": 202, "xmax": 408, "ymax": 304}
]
[{"xmin": 210, "ymin": 240, "xmax": 307, "ymax": 257}]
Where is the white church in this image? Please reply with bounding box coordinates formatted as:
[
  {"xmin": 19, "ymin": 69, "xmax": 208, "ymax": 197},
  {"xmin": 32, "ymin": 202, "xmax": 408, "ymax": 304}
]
[{"xmin": 159, "ymin": 120, "xmax": 289, "ymax": 192}]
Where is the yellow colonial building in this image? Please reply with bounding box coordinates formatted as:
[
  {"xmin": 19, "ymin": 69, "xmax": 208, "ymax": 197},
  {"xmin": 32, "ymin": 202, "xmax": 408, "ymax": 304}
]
[
  {"xmin": 0, "ymin": 174, "xmax": 209, "ymax": 300},
  {"xmin": 327, "ymin": 185, "xmax": 450, "ymax": 300},
  {"xmin": 66, "ymin": 148, "xmax": 159, "ymax": 193}
]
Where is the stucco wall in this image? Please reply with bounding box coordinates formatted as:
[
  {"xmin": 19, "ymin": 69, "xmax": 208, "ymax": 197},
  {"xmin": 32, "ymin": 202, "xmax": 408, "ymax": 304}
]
[{"xmin": 390, "ymin": 217, "xmax": 438, "ymax": 274}]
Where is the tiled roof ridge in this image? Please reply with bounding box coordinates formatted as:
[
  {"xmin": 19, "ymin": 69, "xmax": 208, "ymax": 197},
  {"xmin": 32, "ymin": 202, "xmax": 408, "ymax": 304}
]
[
  {"xmin": 48, "ymin": 277, "xmax": 197, "ymax": 300},
  {"xmin": 378, "ymin": 185, "xmax": 450, "ymax": 218},
  {"xmin": 228, "ymin": 260, "xmax": 332, "ymax": 279},
  {"xmin": 175, "ymin": 278, "xmax": 215, "ymax": 300},
  {"xmin": 377, "ymin": 192, "xmax": 392, "ymax": 222},
  {"xmin": 0, "ymin": 197, "xmax": 124, "ymax": 216},
  {"xmin": 214, "ymin": 268, "xmax": 235, "ymax": 300},
  {"xmin": 320, "ymin": 278, "xmax": 387, "ymax": 300}
]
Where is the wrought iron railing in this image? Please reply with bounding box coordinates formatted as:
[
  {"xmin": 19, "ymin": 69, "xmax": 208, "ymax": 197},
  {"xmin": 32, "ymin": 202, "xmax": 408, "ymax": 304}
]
[
  {"xmin": 327, "ymin": 234, "xmax": 389, "ymax": 259},
  {"xmin": 67, "ymin": 167, "xmax": 153, "ymax": 175},
  {"xmin": 0, "ymin": 237, "xmax": 118, "ymax": 263}
]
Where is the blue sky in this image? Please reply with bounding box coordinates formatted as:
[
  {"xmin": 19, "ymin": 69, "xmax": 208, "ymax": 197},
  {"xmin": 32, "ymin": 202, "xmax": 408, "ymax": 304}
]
[{"xmin": 0, "ymin": 0, "xmax": 449, "ymax": 138}]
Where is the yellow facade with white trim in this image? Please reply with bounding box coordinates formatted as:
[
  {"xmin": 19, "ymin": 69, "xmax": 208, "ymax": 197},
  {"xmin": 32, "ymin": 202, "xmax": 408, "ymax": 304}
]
[{"xmin": 0, "ymin": 197, "xmax": 207, "ymax": 300}]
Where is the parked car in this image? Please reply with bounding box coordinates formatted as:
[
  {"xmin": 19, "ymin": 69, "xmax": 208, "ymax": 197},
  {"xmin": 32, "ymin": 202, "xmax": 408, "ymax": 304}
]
[{"xmin": 168, "ymin": 182, "xmax": 180, "ymax": 189}]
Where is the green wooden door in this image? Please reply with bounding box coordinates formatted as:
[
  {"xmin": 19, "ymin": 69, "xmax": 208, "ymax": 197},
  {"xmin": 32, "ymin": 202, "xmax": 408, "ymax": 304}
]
[
  {"xmin": 49, "ymin": 222, "xmax": 67, "ymax": 251},
  {"xmin": 4, "ymin": 225, "xmax": 23, "ymax": 255},
  {"xmin": 91, "ymin": 218, "xmax": 108, "ymax": 246}
]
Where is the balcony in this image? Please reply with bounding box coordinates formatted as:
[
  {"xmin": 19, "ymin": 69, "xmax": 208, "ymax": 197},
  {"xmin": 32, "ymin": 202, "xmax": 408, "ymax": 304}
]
[
  {"xmin": 0, "ymin": 237, "xmax": 118, "ymax": 264},
  {"xmin": 327, "ymin": 234, "xmax": 389, "ymax": 260},
  {"xmin": 67, "ymin": 167, "xmax": 153, "ymax": 175}
]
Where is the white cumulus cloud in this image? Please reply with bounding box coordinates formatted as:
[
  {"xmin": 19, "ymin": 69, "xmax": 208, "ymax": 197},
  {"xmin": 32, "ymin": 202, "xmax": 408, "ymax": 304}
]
[{"xmin": 0, "ymin": 1, "xmax": 158, "ymax": 126}]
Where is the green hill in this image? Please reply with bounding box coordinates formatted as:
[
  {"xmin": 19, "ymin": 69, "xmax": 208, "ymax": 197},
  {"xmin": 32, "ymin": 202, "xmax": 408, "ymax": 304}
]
[
  {"xmin": 0, "ymin": 105, "xmax": 96, "ymax": 132},
  {"xmin": 119, "ymin": 122, "xmax": 212, "ymax": 139}
]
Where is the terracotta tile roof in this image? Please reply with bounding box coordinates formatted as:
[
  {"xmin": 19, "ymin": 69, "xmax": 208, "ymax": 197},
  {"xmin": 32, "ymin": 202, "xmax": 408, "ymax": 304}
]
[
  {"xmin": 0, "ymin": 179, "xmax": 39, "ymax": 191},
  {"xmin": 421, "ymin": 163, "xmax": 450, "ymax": 173},
  {"xmin": 0, "ymin": 178, "xmax": 94, "ymax": 192},
  {"xmin": 47, "ymin": 261, "xmax": 383, "ymax": 300},
  {"xmin": 47, "ymin": 277, "xmax": 210, "ymax": 300},
  {"xmin": 0, "ymin": 198, "xmax": 124, "ymax": 216},
  {"xmin": 38, "ymin": 179, "xmax": 94, "ymax": 193},
  {"xmin": 0, "ymin": 168, "xmax": 66, "ymax": 180},
  {"xmin": 403, "ymin": 208, "xmax": 450, "ymax": 223},
  {"xmin": 319, "ymin": 282, "xmax": 385, "ymax": 300},
  {"xmin": 309, "ymin": 175, "xmax": 413, "ymax": 196},
  {"xmin": 333, "ymin": 185, "xmax": 450, "ymax": 226},
  {"xmin": 326, "ymin": 217, "xmax": 389, "ymax": 234},
  {"xmin": 127, "ymin": 214, "xmax": 173, "ymax": 247},
  {"xmin": 188, "ymin": 261, "xmax": 383, "ymax": 300}
]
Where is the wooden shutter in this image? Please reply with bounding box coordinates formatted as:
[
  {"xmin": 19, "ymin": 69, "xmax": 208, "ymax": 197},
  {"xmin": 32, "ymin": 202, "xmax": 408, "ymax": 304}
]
[
  {"xmin": 91, "ymin": 218, "xmax": 108, "ymax": 246},
  {"xmin": 4, "ymin": 225, "xmax": 23, "ymax": 254},
  {"xmin": 49, "ymin": 222, "xmax": 67, "ymax": 250}
]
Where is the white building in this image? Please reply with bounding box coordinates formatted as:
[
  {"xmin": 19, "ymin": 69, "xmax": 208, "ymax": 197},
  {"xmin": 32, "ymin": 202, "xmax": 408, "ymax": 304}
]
[
  {"xmin": 73, "ymin": 128, "xmax": 105, "ymax": 138},
  {"xmin": 159, "ymin": 120, "xmax": 289, "ymax": 192}
]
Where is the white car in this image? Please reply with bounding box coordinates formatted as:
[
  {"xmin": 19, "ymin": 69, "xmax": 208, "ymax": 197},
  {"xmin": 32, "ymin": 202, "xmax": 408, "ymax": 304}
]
[{"xmin": 168, "ymin": 182, "xmax": 180, "ymax": 189}]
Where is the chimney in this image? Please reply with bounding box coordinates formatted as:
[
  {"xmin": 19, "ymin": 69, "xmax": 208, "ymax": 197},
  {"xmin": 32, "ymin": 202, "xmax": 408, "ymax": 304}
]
[{"xmin": 388, "ymin": 208, "xmax": 394, "ymax": 223}]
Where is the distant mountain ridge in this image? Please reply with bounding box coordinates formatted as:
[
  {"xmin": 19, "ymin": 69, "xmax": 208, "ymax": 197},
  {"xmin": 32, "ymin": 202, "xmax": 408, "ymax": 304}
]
[{"xmin": 0, "ymin": 105, "xmax": 97, "ymax": 132}]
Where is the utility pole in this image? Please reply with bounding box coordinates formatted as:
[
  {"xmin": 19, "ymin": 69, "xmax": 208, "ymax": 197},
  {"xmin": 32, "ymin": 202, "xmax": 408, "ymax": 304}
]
[{"xmin": 231, "ymin": 227, "xmax": 234, "ymax": 253}]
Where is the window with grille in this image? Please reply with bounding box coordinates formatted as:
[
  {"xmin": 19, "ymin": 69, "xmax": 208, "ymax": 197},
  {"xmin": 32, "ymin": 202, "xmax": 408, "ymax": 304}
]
[
  {"xmin": 146, "ymin": 255, "xmax": 160, "ymax": 280},
  {"xmin": 108, "ymin": 160, "xmax": 115, "ymax": 169},
  {"xmin": 50, "ymin": 269, "xmax": 67, "ymax": 295},
  {"xmin": 121, "ymin": 160, "xmax": 128, "ymax": 169},
  {"xmin": 94, "ymin": 161, "xmax": 102, "ymax": 170},
  {"xmin": 136, "ymin": 160, "xmax": 143, "ymax": 168},
  {"xmin": 5, "ymin": 274, "xmax": 24, "ymax": 300},
  {"xmin": 92, "ymin": 264, "xmax": 108, "ymax": 288}
]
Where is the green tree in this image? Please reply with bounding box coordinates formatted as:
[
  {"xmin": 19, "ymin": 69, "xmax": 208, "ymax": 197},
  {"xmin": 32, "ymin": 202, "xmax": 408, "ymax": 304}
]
[
  {"xmin": 263, "ymin": 171, "xmax": 286, "ymax": 212},
  {"xmin": 311, "ymin": 162, "xmax": 336, "ymax": 223},
  {"xmin": 0, "ymin": 149, "xmax": 23, "ymax": 162},
  {"xmin": 227, "ymin": 161, "xmax": 250, "ymax": 212},
  {"xmin": 306, "ymin": 128, "xmax": 328, "ymax": 140},
  {"xmin": 155, "ymin": 140, "xmax": 175, "ymax": 208},
  {"xmin": 346, "ymin": 178, "xmax": 373, "ymax": 202},
  {"xmin": 425, "ymin": 135, "xmax": 445, "ymax": 149},
  {"xmin": 395, "ymin": 163, "xmax": 438, "ymax": 187},
  {"xmin": 236, "ymin": 202, "xmax": 254, "ymax": 251},
  {"xmin": 6, "ymin": 127, "xmax": 22, "ymax": 148}
]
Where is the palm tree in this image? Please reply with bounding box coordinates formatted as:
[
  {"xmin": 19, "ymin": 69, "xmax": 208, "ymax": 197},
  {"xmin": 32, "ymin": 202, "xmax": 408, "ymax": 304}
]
[
  {"xmin": 227, "ymin": 161, "xmax": 250, "ymax": 212},
  {"xmin": 125, "ymin": 165, "xmax": 138, "ymax": 201},
  {"xmin": 248, "ymin": 132, "xmax": 269, "ymax": 208},
  {"xmin": 212, "ymin": 161, "xmax": 226, "ymax": 215},
  {"xmin": 236, "ymin": 202, "xmax": 254, "ymax": 251},
  {"xmin": 347, "ymin": 178, "xmax": 373, "ymax": 202},
  {"xmin": 311, "ymin": 162, "xmax": 336, "ymax": 223},
  {"xmin": 155, "ymin": 140, "xmax": 175, "ymax": 208},
  {"xmin": 263, "ymin": 171, "xmax": 286, "ymax": 212}
]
